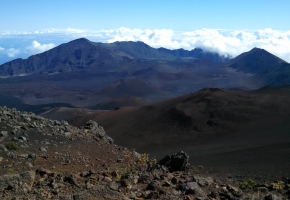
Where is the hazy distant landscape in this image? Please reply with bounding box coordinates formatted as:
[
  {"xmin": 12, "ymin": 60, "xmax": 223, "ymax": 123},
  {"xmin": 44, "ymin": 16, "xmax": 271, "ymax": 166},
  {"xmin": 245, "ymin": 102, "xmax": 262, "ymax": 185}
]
[{"xmin": 1, "ymin": 38, "xmax": 289, "ymax": 112}]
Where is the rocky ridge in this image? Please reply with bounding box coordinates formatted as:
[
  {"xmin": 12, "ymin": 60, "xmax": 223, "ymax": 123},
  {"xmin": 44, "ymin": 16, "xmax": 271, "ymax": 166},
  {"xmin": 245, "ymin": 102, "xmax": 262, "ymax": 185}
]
[
  {"xmin": 0, "ymin": 106, "xmax": 289, "ymax": 199},
  {"xmin": 0, "ymin": 39, "xmax": 228, "ymax": 77}
]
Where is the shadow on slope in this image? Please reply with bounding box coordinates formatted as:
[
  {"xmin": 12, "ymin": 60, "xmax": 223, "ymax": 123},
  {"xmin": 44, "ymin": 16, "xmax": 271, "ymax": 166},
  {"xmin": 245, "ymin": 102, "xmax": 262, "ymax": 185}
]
[
  {"xmin": 0, "ymin": 94, "xmax": 74, "ymax": 114},
  {"xmin": 90, "ymin": 96, "xmax": 147, "ymax": 110},
  {"xmin": 96, "ymin": 78, "xmax": 171, "ymax": 102},
  {"xmin": 68, "ymin": 86, "xmax": 290, "ymax": 179}
]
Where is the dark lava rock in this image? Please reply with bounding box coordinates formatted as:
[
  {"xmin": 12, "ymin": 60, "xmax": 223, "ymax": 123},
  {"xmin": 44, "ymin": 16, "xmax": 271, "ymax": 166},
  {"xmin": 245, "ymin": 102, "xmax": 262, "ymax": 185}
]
[{"xmin": 157, "ymin": 151, "xmax": 189, "ymax": 172}]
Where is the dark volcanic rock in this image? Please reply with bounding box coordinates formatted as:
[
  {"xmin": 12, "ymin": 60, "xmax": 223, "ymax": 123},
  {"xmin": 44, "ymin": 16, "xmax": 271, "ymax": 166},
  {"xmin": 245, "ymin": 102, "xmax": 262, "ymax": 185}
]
[{"xmin": 157, "ymin": 151, "xmax": 189, "ymax": 172}]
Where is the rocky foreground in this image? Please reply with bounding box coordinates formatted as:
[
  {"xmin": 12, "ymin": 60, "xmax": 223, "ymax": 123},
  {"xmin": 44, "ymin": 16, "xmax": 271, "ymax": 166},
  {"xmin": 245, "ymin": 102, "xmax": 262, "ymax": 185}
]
[{"xmin": 0, "ymin": 106, "xmax": 289, "ymax": 199}]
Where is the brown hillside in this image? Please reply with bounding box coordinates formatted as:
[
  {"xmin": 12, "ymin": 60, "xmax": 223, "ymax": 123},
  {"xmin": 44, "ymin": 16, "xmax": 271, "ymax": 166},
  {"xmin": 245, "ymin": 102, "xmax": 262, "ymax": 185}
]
[
  {"xmin": 69, "ymin": 87, "xmax": 290, "ymax": 179},
  {"xmin": 96, "ymin": 78, "xmax": 170, "ymax": 100}
]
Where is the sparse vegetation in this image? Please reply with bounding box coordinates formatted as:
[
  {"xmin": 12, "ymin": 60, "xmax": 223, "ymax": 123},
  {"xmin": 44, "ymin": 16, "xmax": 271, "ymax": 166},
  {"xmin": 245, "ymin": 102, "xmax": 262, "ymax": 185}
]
[
  {"xmin": 271, "ymin": 181, "xmax": 284, "ymax": 191},
  {"xmin": 239, "ymin": 178, "xmax": 256, "ymax": 189},
  {"xmin": 116, "ymin": 166, "xmax": 131, "ymax": 181},
  {"xmin": 5, "ymin": 142, "xmax": 19, "ymax": 151},
  {"xmin": 51, "ymin": 165, "xmax": 59, "ymax": 173},
  {"xmin": 116, "ymin": 153, "xmax": 157, "ymax": 181},
  {"xmin": 198, "ymin": 165, "xmax": 204, "ymax": 169},
  {"xmin": 6, "ymin": 168, "xmax": 15, "ymax": 174},
  {"xmin": 188, "ymin": 164, "xmax": 206, "ymax": 174},
  {"xmin": 124, "ymin": 153, "xmax": 131, "ymax": 158},
  {"xmin": 87, "ymin": 129, "xmax": 92, "ymax": 134}
]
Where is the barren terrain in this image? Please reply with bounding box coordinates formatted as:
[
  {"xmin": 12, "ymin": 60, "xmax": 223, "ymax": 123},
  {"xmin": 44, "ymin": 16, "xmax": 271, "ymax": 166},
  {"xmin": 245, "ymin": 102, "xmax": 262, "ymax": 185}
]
[
  {"xmin": 0, "ymin": 106, "xmax": 289, "ymax": 199},
  {"xmin": 65, "ymin": 87, "xmax": 290, "ymax": 181},
  {"xmin": 0, "ymin": 39, "xmax": 290, "ymax": 199}
]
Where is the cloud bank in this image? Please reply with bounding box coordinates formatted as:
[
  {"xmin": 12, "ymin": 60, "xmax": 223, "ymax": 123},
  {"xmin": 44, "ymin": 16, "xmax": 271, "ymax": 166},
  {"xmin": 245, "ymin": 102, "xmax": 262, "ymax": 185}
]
[
  {"xmin": 0, "ymin": 28, "xmax": 290, "ymax": 63},
  {"xmin": 26, "ymin": 41, "xmax": 56, "ymax": 54},
  {"xmin": 7, "ymin": 48, "xmax": 20, "ymax": 57},
  {"xmin": 0, "ymin": 40, "xmax": 56, "ymax": 63}
]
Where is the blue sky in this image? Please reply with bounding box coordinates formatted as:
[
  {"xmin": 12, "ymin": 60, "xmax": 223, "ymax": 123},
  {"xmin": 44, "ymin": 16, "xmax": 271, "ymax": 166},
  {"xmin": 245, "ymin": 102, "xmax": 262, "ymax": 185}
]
[
  {"xmin": 1, "ymin": 0, "xmax": 289, "ymax": 31},
  {"xmin": 0, "ymin": 0, "xmax": 290, "ymax": 64}
]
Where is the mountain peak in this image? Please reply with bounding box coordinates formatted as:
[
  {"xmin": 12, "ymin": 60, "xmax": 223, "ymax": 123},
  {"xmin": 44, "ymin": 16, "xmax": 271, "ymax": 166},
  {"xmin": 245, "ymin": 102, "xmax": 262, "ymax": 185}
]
[
  {"xmin": 243, "ymin": 47, "xmax": 286, "ymax": 62},
  {"xmin": 251, "ymin": 47, "xmax": 263, "ymax": 51},
  {"xmin": 68, "ymin": 38, "xmax": 92, "ymax": 45},
  {"xmin": 113, "ymin": 40, "xmax": 151, "ymax": 48},
  {"xmin": 249, "ymin": 47, "xmax": 269, "ymax": 54},
  {"xmin": 229, "ymin": 47, "xmax": 287, "ymax": 74},
  {"xmin": 113, "ymin": 40, "xmax": 147, "ymax": 45}
]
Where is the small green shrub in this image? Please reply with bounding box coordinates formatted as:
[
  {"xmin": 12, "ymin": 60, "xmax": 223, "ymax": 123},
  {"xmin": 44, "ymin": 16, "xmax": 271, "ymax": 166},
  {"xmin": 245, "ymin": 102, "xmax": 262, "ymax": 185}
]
[
  {"xmin": 188, "ymin": 164, "xmax": 206, "ymax": 175},
  {"xmin": 188, "ymin": 166, "xmax": 200, "ymax": 174},
  {"xmin": 116, "ymin": 153, "xmax": 157, "ymax": 181},
  {"xmin": 7, "ymin": 168, "xmax": 15, "ymax": 174},
  {"xmin": 271, "ymin": 181, "xmax": 284, "ymax": 190},
  {"xmin": 239, "ymin": 179, "xmax": 256, "ymax": 189},
  {"xmin": 136, "ymin": 154, "xmax": 157, "ymax": 171},
  {"xmin": 116, "ymin": 166, "xmax": 131, "ymax": 181},
  {"xmin": 5, "ymin": 142, "xmax": 19, "ymax": 151}
]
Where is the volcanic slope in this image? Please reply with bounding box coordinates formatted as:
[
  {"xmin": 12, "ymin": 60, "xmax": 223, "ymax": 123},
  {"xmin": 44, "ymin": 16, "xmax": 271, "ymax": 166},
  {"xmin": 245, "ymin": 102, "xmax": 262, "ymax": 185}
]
[
  {"xmin": 1, "ymin": 107, "xmax": 289, "ymax": 199},
  {"xmin": 90, "ymin": 96, "xmax": 147, "ymax": 110},
  {"xmin": 69, "ymin": 86, "xmax": 290, "ymax": 179},
  {"xmin": 96, "ymin": 78, "xmax": 171, "ymax": 100}
]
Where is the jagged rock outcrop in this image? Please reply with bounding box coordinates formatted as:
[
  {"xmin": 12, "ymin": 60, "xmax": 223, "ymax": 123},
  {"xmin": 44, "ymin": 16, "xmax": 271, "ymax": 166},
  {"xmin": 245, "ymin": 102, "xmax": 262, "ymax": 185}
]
[
  {"xmin": 83, "ymin": 120, "xmax": 114, "ymax": 144},
  {"xmin": 157, "ymin": 151, "xmax": 189, "ymax": 172}
]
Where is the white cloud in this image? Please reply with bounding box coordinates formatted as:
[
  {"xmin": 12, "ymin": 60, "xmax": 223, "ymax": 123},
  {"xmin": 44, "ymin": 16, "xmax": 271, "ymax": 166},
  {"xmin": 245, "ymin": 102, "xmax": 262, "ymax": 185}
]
[
  {"xmin": 1, "ymin": 28, "xmax": 290, "ymax": 63},
  {"xmin": 0, "ymin": 40, "xmax": 55, "ymax": 59},
  {"xmin": 107, "ymin": 27, "xmax": 180, "ymax": 49},
  {"xmin": 26, "ymin": 41, "xmax": 56, "ymax": 54},
  {"xmin": 101, "ymin": 27, "xmax": 290, "ymax": 62},
  {"xmin": 7, "ymin": 48, "xmax": 20, "ymax": 57}
]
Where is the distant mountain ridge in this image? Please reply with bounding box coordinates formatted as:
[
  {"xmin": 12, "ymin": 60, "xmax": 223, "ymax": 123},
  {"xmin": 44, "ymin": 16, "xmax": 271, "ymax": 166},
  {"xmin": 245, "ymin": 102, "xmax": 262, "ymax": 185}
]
[
  {"xmin": 1, "ymin": 38, "xmax": 289, "ymax": 88},
  {"xmin": 1, "ymin": 38, "xmax": 290, "ymax": 110},
  {"xmin": 0, "ymin": 38, "xmax": 228, "ymax": 77}
]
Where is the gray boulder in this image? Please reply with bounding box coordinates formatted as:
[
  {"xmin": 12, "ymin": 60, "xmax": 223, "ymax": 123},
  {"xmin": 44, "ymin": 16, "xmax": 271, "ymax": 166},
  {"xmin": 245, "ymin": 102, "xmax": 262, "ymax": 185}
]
[
  {"xmin": 0, "ymin": 131, "xmax": 8, "ymax": 137},
  {"xmin": 193, "ymin": 175, "xmax": 214, "ymax": 187},
  {"xmin": 264, "ymin": 194, "xmax": 282, "ymax": 200},
  {"xmin": 84, "ymin": 120, "xmax": 106, "ymax": 138},
  {"xmin": 182, "ymin": 182, "xmax": 206, "ymax": 197},
  {"xmin": 0, "ymin": 144, "xmax": 7, "ymax": 151}
]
